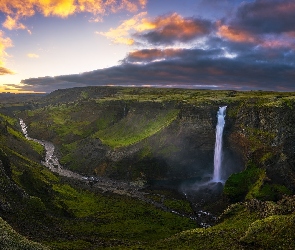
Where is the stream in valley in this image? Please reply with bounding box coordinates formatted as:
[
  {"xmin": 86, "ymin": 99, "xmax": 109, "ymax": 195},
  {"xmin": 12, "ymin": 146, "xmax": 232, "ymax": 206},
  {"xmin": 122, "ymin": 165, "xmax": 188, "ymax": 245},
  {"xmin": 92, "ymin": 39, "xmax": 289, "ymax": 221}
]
[
  {"xmin": 19, "ymin": 119, "xmax": 216, "ymax": 227},
  {"xmin": 20, "ymin": 119, "xmax": 82, "ymax": 179}
]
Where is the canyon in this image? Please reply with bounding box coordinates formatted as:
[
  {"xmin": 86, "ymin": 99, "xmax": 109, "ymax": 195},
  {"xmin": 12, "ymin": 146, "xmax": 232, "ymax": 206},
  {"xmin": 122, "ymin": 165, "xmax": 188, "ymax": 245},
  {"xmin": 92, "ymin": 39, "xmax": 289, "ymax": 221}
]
[{"xmin": 1, "ymin": 87, "xmax": 295, "ymax": 249}]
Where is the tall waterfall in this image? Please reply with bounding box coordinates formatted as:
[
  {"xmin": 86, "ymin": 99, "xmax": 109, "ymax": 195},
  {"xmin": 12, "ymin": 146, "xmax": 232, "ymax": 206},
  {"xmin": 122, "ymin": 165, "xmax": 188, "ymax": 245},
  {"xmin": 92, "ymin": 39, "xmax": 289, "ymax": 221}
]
[{"xmin": 213, "ymin": 106, "xmax": 227, "ymax": 182}]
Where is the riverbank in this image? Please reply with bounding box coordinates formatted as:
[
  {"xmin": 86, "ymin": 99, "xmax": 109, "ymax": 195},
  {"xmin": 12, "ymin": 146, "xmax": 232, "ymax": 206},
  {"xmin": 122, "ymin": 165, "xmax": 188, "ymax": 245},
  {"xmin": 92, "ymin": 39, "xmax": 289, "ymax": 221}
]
[{"xmin": 19, "ymin": 118, "xmax": 217, "ymax": 226}]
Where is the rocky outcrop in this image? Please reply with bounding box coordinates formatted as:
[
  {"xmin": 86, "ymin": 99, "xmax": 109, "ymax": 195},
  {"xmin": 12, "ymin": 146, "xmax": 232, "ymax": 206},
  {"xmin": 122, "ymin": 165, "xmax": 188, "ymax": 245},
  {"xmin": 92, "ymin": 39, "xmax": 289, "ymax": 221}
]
[
  {"xmin": 20, "ymin": 87, "xmax": 295, "ymax": 197},
  {"xmin": 226, "ymin": 103, "xmax": 295, "ymax": 192},
  {"xmin": 23, "ymin": 101, "xmax": 243, "ymax": 182}
]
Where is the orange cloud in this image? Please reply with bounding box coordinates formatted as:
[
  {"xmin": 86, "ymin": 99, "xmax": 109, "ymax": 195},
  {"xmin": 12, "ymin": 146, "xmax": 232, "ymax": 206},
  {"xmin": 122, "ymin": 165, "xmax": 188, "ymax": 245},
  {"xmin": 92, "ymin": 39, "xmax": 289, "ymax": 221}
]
[
  {"xmin": 0, "ymin": 31, "xmax": 13, "ymax": 61},
  {"xmin": 100, "ymin": 12, "xmax": 211, "ymax": 45},
  {"xmin": 217, "ymin": 23, "xmax": 295, "ymax": 49},
  {"xmin": 77, "ymin": 0, "xmax": 146, "ymax": 14},
  {"xmin": 37, "ymin": 0, "xmax": 76, "ymax": 18},
  {"xmin": 151, "ymin": 13, "xmax": 208, "ymax": 38},
  {"xmin": 128, "ymin": 48, "xmax": 181, "ymax": 61},
  {"xmin": 3, "ymin": 15, "xmax": 25, "ymax": 30},
  {"xmin": 217, "ymin": 23, "xmax": 257, "ymax": 43},
  {"xmin": 118, "ymin": 0, "xmax": 145, "ymax": 12},
  {"xmin": 0, "ymin": 67, "xmax": 14, "ymax": 75},
  {"xmin": 0, "ymin": 0, "xmax": 146, "ymax": 20},
  {"xmin": 2, "ymin": 15, "xmax": 32, "ymax": 34},
  {"xmin": 0, "ymin": 0, "xmax": 147, "ymax": 35},
  {"xmin": 0, "ymin": 1, "xmax": 35, "ymax": 18},
  {"xmin": 0, "ymin": 31, "xmax": 14, "ymax": 75},
  {"xmin": 98, "ymin": 12, "xmax": 148, "ymax": 45}
]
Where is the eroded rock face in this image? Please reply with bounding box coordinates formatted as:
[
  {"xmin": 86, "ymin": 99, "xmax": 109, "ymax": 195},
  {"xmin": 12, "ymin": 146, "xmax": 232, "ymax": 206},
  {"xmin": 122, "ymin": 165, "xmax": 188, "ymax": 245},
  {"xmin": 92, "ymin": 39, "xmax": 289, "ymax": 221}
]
[
  {"xmin": 65, "ymin": 103, "xmax": 242, "ymax": 181},
  {"xmin": 22, "ymin": 101, "xmax": 221, "ymax": 180},
  {"xmin": 85, "ymin": 104, "xmax": 218, "ymax": 180},
  {"xmin": 135, "ymin": 102, "xmax": 295, "ymax": 188},
  {"xmin": 226, "ymin": 103, "xmax": 295, "ymax": 191},
  {"xmin": 21, "ymin": 91, "xmax": 295, "ymax": 192}
]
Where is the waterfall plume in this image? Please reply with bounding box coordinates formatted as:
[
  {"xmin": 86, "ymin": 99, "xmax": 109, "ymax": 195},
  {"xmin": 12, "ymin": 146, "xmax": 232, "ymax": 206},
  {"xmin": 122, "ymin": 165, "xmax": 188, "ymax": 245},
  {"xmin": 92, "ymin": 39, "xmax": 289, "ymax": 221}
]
[{"xmin": 213, "ymin": 106, "xmax": 227, "ymax": 182}]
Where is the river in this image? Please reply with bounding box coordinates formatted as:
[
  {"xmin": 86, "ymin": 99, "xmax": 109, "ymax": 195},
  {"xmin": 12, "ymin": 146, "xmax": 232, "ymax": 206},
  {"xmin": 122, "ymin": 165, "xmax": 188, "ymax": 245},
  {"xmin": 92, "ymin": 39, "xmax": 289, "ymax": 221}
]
[
  {"xmin": 19, "ymin": 118, "xmax": 214, "ymax": 227},
  {"xmin": 19, "ymin": 119, "xmax": 82, "ymax": 179}
]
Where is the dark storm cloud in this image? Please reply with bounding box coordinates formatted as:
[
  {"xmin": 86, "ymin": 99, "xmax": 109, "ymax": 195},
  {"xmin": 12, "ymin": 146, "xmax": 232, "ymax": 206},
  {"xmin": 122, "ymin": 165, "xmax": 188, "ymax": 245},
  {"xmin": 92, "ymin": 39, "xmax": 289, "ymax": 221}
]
[
  {"xmin": 123, "ymin": 48, "xmax": 224, "ymax": 63},
  {"xmin": 196, "ymin": 0, "xmax": 243, "ymax": 19},
  {"xmin": 228, "ymin": 0, "xmax": 295, "ymax": 34},
  {"xmin": 21, "ymin": 46, "xmax": 295, "ymax": 93},
  {"xmin": 20, "ymin": 76, "xmax": 83, "ymax": 93},
  {"xmin": 133, "ymin": 13, "xmax": 213, "ymax": 45},
  {"xmin": 206, "ymin": 35, "xmax": 295, "ymax": 65}
]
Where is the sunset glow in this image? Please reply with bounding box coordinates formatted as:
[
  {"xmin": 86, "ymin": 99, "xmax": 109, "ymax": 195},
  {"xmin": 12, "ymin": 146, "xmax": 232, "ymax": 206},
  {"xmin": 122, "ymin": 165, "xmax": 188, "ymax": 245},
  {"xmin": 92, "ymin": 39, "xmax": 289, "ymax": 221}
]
[{"xmin": 0, "ymin": 0, "xmax": 294, "ymax": 93}]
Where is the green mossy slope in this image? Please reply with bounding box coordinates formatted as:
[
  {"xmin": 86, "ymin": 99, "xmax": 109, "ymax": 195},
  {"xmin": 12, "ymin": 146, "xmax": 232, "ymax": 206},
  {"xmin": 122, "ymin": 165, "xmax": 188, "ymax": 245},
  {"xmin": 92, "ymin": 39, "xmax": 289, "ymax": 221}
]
[
  {"xmin": 138, "ymin": 197, "xmax": 295, "ymax": 250},
  {"xmin": 93, "ymin": 108, "xmax": 179, "ymax": 148},
  {"xmin": 0, "ymin": 217, "xmax": 49, "ymax": 250},
  {"xmin": 0, "ymin": 109, "xmax": 197, "ymax": 249},
  {"xmin": 2, "ymin": 87, "xmax": 295, "ymax": 249}
]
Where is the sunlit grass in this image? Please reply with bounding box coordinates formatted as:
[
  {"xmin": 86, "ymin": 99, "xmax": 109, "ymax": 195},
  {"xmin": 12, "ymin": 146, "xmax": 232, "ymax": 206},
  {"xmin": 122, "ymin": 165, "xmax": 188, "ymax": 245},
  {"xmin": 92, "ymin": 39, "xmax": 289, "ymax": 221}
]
[{"xmin": 93, "ymin": 109, "xmax": 179, "ymax": 148}]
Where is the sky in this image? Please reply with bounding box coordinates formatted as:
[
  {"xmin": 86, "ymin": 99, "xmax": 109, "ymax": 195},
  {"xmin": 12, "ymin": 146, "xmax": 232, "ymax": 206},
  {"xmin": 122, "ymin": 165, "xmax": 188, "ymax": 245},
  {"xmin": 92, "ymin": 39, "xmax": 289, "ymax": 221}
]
[{"xmin": 0, "ymin": 0, "xmax": 295, "ymax": 93}]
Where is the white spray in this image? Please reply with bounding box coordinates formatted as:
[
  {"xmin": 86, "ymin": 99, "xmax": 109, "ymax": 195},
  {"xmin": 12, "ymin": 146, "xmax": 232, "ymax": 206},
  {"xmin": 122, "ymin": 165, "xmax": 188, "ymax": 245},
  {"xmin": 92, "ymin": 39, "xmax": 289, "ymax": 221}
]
[{"xmin": 212, "ymin": 106, "xmax": 227, "ymax": 182}]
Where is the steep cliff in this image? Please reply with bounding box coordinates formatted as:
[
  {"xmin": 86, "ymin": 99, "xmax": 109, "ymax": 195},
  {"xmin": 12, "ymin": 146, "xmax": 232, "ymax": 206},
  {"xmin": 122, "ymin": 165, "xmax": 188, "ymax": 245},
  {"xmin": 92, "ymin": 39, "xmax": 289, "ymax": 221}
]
[
  {"xmin": 21, "ymin": 91, "xmax": 239, "ymax": 182},
  {"xmin": 224, "ymin": 101, "xmax": 295, "ymax": 201},
  {"xmin": 1, "ymin": 87, "xmax": 295, "ymax": 249},
  {"xmin": 21, "ymin": 88, "xmax": 295, "ymax": 199}
]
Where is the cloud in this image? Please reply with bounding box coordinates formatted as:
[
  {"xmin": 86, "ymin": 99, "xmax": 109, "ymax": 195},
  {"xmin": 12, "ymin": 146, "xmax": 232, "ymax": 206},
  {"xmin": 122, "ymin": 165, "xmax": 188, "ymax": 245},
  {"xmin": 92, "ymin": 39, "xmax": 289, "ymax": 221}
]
[
  {"xmin": 133, "ymin": 13, "xmax": 213, "ymax": 45},
  {"xmin": 123, "ymin": 47, "xmax": 225, "ymax": 64},
  {"xmin": 11, "ymin": 0, "xmax": 295, "ymax": 92},
  {"xmin": 98, "ymin": 12, "xmax": 150, "ymax": 45},
  {"xmin": 0, "ymin": 66, "xmax": 14, "ymax": 75},
  {"xmin": 27, "ymin": 53, "xmax": 39, "ymax": 58},
  {"xmin": 3, "ymin": 15, "xmax": 25, "ymax": 30},
  {"xmin": 217, "ymin": 0, "xmax": 295, "ymax": 49},
  {"xmin": 0, "ymin": 31, "xmax": 12, "ymax": 57},
  {"xmin": 20, "ymin": 45, "xmax": 295, "ymax": 93},
  {"xmin": 123, "ymin": 48, "xmax": 183, "ymax": 63},
  {"xmin": 2, "ymin": 15, "xmax": 31, "ymax": 34},
  {"xmin": 0, "ymin": 0, "xmax": 147, "ymax": 28},
  {"xmin": 0, "ymin": 31, "xmax": 14, "ymax": 75},
  {"xmin": 7, "ymin": 0, "xmax": 146, "ymax": 17},
  {"xmin": 217, "ymin": 22, "xmax": 259, "ymax": 44},
  {"xmin": 100, "ymin": 12, "xmax": 213, "ymax": 46},
  {"xmin": 234, "ymin": 0, "xmax": 295, "ymax": 34}
]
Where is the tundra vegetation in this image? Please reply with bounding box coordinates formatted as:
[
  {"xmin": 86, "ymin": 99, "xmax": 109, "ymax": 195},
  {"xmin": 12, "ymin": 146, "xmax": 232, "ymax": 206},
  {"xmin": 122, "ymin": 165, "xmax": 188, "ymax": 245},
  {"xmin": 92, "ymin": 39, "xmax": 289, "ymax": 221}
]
[{"xmin": 0, "ymin": 87, "xmax": 295, "ymax": 249}]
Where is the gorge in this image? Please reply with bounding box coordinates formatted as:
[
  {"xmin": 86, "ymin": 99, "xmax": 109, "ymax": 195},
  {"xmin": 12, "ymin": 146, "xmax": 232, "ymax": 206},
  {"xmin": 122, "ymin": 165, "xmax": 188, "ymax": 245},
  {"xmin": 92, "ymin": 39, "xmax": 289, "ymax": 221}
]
[
  {"xmin": 19, "ymin": 87, "xmax": 295, "ymax": 209},
  {"xmin": 19, "ymin": 118, "xmax": 205, "ymax": 223},
  {"xmin": 1, "ymin": 87, "xmax": 295, "ymax": 249}
]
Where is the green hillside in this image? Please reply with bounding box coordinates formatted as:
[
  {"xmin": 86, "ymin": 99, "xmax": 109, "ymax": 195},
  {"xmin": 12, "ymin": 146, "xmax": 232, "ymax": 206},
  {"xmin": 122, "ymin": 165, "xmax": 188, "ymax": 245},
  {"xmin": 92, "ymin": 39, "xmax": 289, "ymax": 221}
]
[{"xmin": 1, "ymin": 87, "xmax": 295, "ymax": 249}]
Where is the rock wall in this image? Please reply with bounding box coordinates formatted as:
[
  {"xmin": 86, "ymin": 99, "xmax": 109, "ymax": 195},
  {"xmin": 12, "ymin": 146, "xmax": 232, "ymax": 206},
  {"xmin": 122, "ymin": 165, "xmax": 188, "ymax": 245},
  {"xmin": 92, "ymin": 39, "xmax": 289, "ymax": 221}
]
[
  {"xmin": 21, "ymin": 90, "xmax": 295, "ymax": 193},
  {"xmin": 227, "ymin": 103, "xmax": 295, "ymax": 191},
  {"xmin": 89, "ymin": 103, "xmax": 245, "ymax": 182}
]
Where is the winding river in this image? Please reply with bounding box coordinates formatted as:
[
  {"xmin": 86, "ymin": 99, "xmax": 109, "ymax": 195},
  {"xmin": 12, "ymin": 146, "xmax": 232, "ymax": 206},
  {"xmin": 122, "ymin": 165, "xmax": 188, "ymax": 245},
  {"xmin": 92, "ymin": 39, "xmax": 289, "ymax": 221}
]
[
  {"xmin": 19, "ymin": 118, "xmax": 215, "ymax": 227},
  {"xmin": 19, "ymin": 119, "xmax": 82, "ymax": 179}
]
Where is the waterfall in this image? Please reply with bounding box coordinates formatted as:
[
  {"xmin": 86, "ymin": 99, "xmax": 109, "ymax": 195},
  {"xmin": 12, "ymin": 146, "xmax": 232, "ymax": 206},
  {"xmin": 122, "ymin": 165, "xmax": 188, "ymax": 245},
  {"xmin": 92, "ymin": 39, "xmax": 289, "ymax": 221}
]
[{"xmin": 212, "ymin": 106, "xmax": 227, "ymax": 182}]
